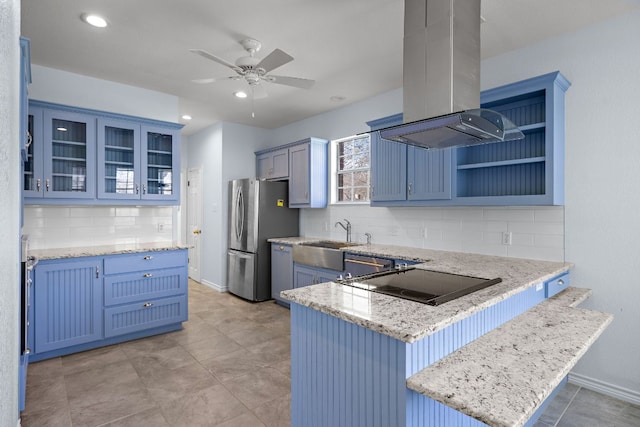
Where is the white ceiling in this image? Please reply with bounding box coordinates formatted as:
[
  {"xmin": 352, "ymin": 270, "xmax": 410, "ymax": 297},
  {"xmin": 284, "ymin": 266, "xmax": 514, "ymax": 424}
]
[{"xmin": 21, "ymin": 0, "xmax": 640, "ymax": 135}]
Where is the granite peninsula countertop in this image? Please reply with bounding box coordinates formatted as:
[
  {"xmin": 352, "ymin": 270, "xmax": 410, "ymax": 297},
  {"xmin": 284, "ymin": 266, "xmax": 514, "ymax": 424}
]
[
  {"xmin": 29, "ymin": 242, "xmax": 189, "ymax": 261},
  {"xmin": 275, "ymin": 237, "xmax": 573, "ymax": 343},
  {"xmin": 407, "ymin": 287, "xmax": 613, "ymax": 427}
]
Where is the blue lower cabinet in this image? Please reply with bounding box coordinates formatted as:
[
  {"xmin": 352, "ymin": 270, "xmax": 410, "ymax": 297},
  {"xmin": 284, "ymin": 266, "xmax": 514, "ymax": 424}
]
[
  {"xmin": 104, "ymin": 295, "xmax": 187, "ymax": 338},
  {"xmin": 293, "ymin": 263, "xmax": 342, "ymax": 288},
  {"xmin": 290, "ymin": 283, "xmax": 548, "ymax": 426},
  {"xmin": 30, "ymin": 249, "xmax": 188, "ymax": 361},
  {"xmin": 34, "ymin": 258, "xmax": 103, "ymax": 353}
]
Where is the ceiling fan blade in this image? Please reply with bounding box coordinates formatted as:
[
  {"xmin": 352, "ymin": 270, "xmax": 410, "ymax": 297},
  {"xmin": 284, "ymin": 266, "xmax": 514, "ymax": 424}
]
[
  {"xmin": 189, "ymin": 49, "xmax": 242, "ymax": 73},
  {"xmin": 191, "ymin": 76, "xmax": 242, "ymax": 84},
  {"xmin": 267, "ymin": 75, "xmax": 315, "ymax": 89},
  {"xmin": 191, "ymin": 78, "xmax": 216, "ymax": 84},
  {"xmin": 256, "ymin": 49, "xmax": 293, "ymax": 73},
  {"xmin": 251, "ymin": 84, "xmax": 268, "ymax": 100}
]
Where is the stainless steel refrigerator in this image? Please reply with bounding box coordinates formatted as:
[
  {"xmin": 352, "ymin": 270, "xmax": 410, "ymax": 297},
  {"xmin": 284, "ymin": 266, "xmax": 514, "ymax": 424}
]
[{"xmin": 227, "ymin": 178, "xmax": 299, "ymax": 301}]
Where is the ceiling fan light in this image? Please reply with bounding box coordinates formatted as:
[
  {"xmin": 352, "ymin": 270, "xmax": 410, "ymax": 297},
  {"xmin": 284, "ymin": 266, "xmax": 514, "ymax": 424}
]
[
  {"xmin": 234, "ymin": 91, "xmax": 248, "ymax": 99},
  {"xmin": 82, "ymin": 13, "xmax": 108, "ymax": 28}
]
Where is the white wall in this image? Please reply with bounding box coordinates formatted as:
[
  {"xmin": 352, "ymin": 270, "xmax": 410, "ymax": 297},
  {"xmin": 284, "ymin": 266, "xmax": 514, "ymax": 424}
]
[
  {"xmin": 481, "ymin": 10, "xmax": 640, "ymax": 401},
  {"xmin": 0, "ymin": 1, "xmax": 22, "ymax": 425},
  {"xmin": 30, "ymin": 65, "xmax": 179, "ymax": 123},
  {"xmin": 185, "ymin": 121, "xmax": 268, "ymax": 289}
]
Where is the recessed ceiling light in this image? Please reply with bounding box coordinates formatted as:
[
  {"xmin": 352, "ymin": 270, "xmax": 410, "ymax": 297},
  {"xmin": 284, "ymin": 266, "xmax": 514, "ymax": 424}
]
[
  {"xmin": 81, "ymin": 13, "xmax": 108, "ymax": 28},
  {"xmin": 234, "ymin": 91, "xmax": 248, "ymax": 99},
  {"xmin": 181, "ymin": 115, "xmax": 192, "ymax": 121}
]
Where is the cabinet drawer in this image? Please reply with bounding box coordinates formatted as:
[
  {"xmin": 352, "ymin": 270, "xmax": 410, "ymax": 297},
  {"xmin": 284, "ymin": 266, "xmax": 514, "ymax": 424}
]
[
  {"xmin": 104, "ymin": 267, "xmax": 187, "ymax": 306},
  {"xmin": 104, "ymin": 295, "xmax": 187, "ymax": 338},
  {"xmin": 546, "ymin": 273, "xmax": 570, "ymax": 298},
  {"xmin": 103, "ymin": 250, "xmax": 186, "ymax": 274}
]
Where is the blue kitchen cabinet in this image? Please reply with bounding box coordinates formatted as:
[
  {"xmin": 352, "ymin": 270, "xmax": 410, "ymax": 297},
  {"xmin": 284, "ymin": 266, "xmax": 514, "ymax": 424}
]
[
  {"xmin": 97, "ymin": 118, "xmax": 141, "ymax": 200},
  {"xmin": 141, "ymin": 125, "xmax": 181, "ymax": 201},
  {"xmin": 407, "ymin": 146, "xmax": 452, "ymax": 200},
  {"xmin": 19, "ymin": 37, "xmax": 31, "ymax": 160},
  {"xmin": 368, "ymin": 114, "xmax": 407, "ymax": 202},
  {"xmin": 257, "ymin": 147, "xmax": 289, "ymax": 180},
  {"xmin": 293, "ymin": 263, "xmax": 341, "ymax": 288},
  {"xmin": 33, "ymin": 257, "xmax": 102, "ymax": 353},
  {"xmin": 455, "ymin": 71, "xmax": 571, "ymax": 205},
  {"xmin": 368, "ymin": 72, "xmax": 569, "ymax": 206},
  {"xmin": 30, "ymin": 249, "xmax": 188, "ymax": 361},
  {"xmin": 272, "ymin": 243, "xmax": 294, "ymax": 305},
  {"xmin": 25, "ymin": 101, "xmax": 182, "ymax": 205},
  {"xmin": 38, "ymin": 108, "xmax": 97, "ymax": 199},
  {"xmin": 368, "ymin": 114, "xmax": 452, "ymax": 204},
  {"xmin": 288, "ymin": 138, "xmax": 328, "ymax": 208}
]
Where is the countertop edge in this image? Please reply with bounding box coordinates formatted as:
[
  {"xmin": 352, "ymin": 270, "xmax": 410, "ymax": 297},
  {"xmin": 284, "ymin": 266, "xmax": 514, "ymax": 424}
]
[{"xmin": 30, "ymin": 243, "xmax": 190, "ymax": 260}]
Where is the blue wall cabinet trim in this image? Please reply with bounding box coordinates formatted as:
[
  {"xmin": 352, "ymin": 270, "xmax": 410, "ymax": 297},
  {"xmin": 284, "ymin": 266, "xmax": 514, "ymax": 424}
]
[
  {"xmin": 31, "ymin": 249, "xmax": 188, "ymax": 360},
  {"xmin": 34, "ymin": 258, "xmax": 103, "ymax": 353},
  {"xmin": 369, "ymin": 71, "xmax": 570, "ymax": 207},
  {"xmin": 20, "ymin": 37, "xmax": 32, "ymax": 161},
  {"xmin": 289, "ymin": 280, "xmax": 553, "ymax": 426},
  {"xmin": 271, "ymin": 244, "xmax": 293, "ymax": 304},
  {"xmin": 25, "ymin": 100, "xmax": 183, "ymax": 205}
]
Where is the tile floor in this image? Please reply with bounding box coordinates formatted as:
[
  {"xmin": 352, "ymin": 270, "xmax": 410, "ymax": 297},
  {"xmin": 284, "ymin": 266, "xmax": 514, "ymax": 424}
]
[{"xmin": 21, "ymin": 280, "xmax": 640, "ymax": 427}]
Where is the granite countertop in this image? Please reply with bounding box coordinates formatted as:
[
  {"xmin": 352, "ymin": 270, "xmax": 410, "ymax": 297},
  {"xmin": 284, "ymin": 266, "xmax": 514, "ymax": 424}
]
[
  {"xmin": 406, "ymin": 287, "xmax": 613, "ymax": 427},
  {"xmin": 29, "ymin": 242, "xmax": 189, "ymax": 261},
  {"xmin": 278, "ymin": 238, "xmax": 572, "ymax": 343}
]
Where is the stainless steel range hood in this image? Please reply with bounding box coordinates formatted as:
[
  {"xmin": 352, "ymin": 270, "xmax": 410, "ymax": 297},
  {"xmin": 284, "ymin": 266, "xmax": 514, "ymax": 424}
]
[{"xmin": 378, "ymin": 0, "xmax": 523, "ymax": 149}]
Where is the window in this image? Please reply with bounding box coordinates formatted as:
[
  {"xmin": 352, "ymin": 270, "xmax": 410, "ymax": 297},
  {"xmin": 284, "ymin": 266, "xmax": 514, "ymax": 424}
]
[{"xmin": 333, "ymin": 134, "xmax": 370, "ymax": 203}]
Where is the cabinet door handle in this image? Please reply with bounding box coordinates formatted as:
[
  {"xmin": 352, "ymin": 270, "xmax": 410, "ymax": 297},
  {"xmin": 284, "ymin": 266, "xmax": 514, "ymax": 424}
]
[
  {"xmin": 142, "ymin": 184, "xmax": 147, "ymax": 194},
  {"xmin": 279, "ymin": 246, "xmax": 284, "ymax": 250},
  {"xmin": 36, "ymin": 179, "xmax": 41, "ymax": 192},
  {"xmin": 408, "ymin": 183, "xmax": 412, "ymax": 195},
  {"xmin": 143, "ymin": 255, "xmax": 153, "ymax": 260},
  {"xmin": 135, "ymin": 184, "xmax": 139, "ymax": 194},
  {"xmin": 143, "ymin": 273, "xmax": 153, "ymax": 278},
  {"xmin": 557, "ymin": 279, "xmax": 564, "ymax": 286},
  {"xmin": 95, "ymin": 266, "xmax": 100, "ymax": 278},
  {"xmin": 45, "ymin": 179, "xmax": 50, "ymax": 192},
  {"xmin": 142, "ymin": 302, "xmax": 154, "ymax": 308}
]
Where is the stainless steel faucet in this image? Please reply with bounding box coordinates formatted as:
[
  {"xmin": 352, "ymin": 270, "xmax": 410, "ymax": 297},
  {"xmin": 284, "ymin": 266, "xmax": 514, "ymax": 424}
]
[{"xmin": 334, "ymin": 219, "xmax": 352, "ymax": 242}]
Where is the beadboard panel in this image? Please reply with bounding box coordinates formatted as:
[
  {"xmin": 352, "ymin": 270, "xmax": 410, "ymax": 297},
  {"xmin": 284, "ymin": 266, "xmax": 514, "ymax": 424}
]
[{"xmin": 290, "ymin": 284, "xmax": 546, "ymax": 426}]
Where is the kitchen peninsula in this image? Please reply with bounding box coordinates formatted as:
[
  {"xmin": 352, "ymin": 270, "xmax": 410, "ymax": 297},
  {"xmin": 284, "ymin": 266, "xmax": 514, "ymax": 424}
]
[{"xmin": 279, "ymin": 240, "xmax": 612, "ymax": 427}]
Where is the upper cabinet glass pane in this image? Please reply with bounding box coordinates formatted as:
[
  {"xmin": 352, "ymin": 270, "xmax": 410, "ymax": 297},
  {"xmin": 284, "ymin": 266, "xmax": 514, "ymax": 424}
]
[
  {"xmin": 146, "ymin": 132, "xmax": 173, "ymax": 195},
  {"xmin": 104, "ymin": 126, "xmax": 136, "ymax": 195},
  {"xmin": 51, "ymin": 118, "xmax": 87, "ymax": 192}
]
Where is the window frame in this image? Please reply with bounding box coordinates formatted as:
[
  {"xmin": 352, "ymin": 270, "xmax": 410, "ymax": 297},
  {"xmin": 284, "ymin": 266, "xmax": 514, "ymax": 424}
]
[{"xmin": 330, "ymin": 134, "xmax": 371, "ymax": 205}]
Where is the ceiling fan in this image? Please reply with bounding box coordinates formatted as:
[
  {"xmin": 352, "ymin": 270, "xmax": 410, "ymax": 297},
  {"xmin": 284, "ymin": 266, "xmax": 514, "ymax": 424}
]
[{"xmin": 190, "ymin": 38, "xmax": 315, "ymax": 103}]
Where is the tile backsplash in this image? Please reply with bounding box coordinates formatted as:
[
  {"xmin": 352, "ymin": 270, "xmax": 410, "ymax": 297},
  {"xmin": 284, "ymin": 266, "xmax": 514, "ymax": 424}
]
[
  {"xmin": 23, "ymin": 206, "xmax": 175, "ymax": 249},
  {"xmin": 301, "ymin": 205, "xmax": 565, "ymax": 262}
]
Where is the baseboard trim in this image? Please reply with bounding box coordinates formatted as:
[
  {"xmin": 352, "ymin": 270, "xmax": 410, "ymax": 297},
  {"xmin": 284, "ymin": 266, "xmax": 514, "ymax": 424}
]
[
  {"xmin": 200, "ymin": 279, "xmax": 228, "ymax": 293},
  {"xmin": 569, "ymin": 372, "xmax": 640, "ymax": 405}
]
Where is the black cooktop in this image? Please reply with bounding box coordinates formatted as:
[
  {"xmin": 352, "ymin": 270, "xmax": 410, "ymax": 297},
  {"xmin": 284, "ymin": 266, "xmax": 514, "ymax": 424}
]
[{"xmin": 344, "ymin": 267, "xmax": 502, "ymax": 306}]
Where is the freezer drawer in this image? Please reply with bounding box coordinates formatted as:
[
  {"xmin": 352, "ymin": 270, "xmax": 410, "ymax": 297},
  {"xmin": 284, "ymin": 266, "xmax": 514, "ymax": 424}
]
[{"xmin": 227, "ymin": 250, "xmax": 262, "ymax": 301}]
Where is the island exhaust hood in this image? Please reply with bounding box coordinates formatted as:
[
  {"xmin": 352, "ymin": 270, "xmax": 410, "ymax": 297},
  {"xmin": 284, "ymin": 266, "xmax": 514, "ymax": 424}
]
[{"xmin": 378, "ymin": 0, "xmax": 523, "ymax": 149}]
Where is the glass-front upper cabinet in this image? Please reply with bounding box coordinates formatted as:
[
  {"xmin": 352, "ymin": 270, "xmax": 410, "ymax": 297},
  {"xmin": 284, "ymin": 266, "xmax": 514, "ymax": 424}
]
[
  {"xmin": 97, "ymin": 119, "xmax": 141, "ymax": 200},
  {"xmin": 23, "ymin": 108, "xmax": 43, "ymax": 198},
  {"xmin": 42, "ymin": 109, "xmax": 96, "ymax": 199},
  {"xmin": 141, "ymin": 126, "xmax": 180, "ymax": 201}
]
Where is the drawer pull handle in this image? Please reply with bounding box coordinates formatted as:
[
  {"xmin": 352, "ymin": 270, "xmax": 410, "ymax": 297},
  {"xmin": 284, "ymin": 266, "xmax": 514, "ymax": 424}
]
[
  {"xmin": 143, "ymin": 255, "xmax": 153, "ymax": 260},
  {"xmin": 143, "ymin": 273, "xmax": 153, "ymax": 278},
  {"xmin": 557, "ymin": 279, "xmax": 565, "ymax": 286},
  {"xmin": 143, "ymin": 302, "xmax": 153, "ymax": 308}
]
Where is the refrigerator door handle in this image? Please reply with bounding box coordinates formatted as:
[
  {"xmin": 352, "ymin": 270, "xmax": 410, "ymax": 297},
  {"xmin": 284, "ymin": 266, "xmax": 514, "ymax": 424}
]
[{"xmin": 235, "ymin": 186, "xmax": 245, "ymax": 241}]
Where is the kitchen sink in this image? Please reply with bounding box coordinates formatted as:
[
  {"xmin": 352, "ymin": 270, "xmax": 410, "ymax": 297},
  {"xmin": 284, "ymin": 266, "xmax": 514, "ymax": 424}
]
[{"xmin": 292, "ymin": 240, "xmax": 360, "ymax": 270}]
